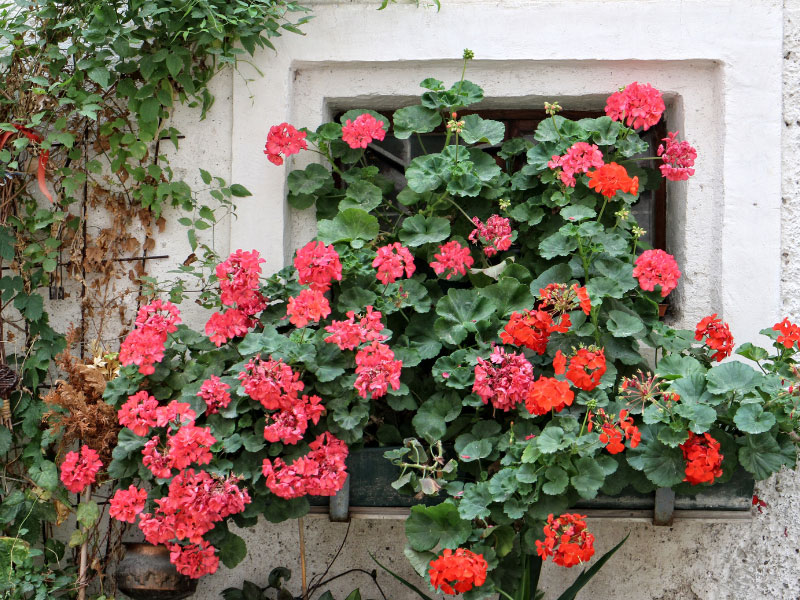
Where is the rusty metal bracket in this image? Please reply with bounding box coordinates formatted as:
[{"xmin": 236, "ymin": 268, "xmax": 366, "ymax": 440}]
[
  {"xmin": 653, "ymin": 487, "xmax": 675, "ymax": 525},
  {"xmin": 329, "ymin": 474, "xmax": 350, "ymax": 522}
]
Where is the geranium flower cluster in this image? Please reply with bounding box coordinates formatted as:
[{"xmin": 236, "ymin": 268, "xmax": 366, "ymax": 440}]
[
  {"xmin": 587, "ymin": 162, "xmax": 639, "ymax": 197},
  {"xmin": 555, "ymin": 347, "xmax": 607, "ymax": 392},
  {"xmin": 238, "ymin": 355, "xmax": 304, "ymax": 410},
  {"xmin": 264, "ymin": 122, "xmax": 307, "ymax": 166},
  {"xmin": 294, "ymin": 241, "xmax": 342, "ymax": 291},
  {"xmin": 137, "ymin": 470, "xmax": 251, "ymax": 578},
  {"xmin": 589, "ymin": 408, "xmax": 641, "ymax": 454},
  {"xmin": 263, "ymin": 394, "xmax": 325, "ymax": 445},
  {"xmin": 354, "ymin": 341, "xmax": 402, "ymax": 399},
  {"xmin": 120, "ymin": 299, "xmax": 181, "ymax": 375},
  {"xmin": 773, "ymin": 317, "xmax": 800, "ymax": 349},
  {"xmin": 538, "ymin": 283, "xmax": 591, "ymax": 315},
  {"xmin": 197, "ymin": 376, "xmax": 232, "ymax": 414},
  {"xmin": 430, "ymin": 240, "xmax": 474, "ymax": 280},
  {"xmin": 206, "ymin": 249, "xmax": 266, "ymax": 347},
  {"xmin": 468, "ymin": 215, "xmax": 513, "ymax": 257},
  {"xmin": 428, "ymin": 548, "xmax": 488, "ymax": 595},
  {"xmin": 633, "ymin": 249, "xmax": 681, "ymax": 297},
  {"xmin": 525, "ymin": 376, "xmax": 574, "ymax": 416},
  {"xmin": 261, "ymin": 432, "xmax": 348, "ymax": 499},
  {"xmin": 59, "ymin": 445, "xmax": 102, "ymax": 494},
  {"xmin": 472, "ymin": 345, "xmax": 534, "ymax": 411},
  {"xmin": 695, "ymin": 314, "xmax": 734, "ymax": 362},
  {"xmin": 658, "ymin": 131, "xmax": 697, "ymax": 181},
  {"xmin": 548, "ymin": 142, "xmax": 604, "ymax": 187},
  {"xmin": 605, "ymin": 81, "xmax": 665, "ymax": 131},
  {"xmin": 109, "ymin": 485, "xmax": 148, "ymax": 523},
  {"xmin": 536, "ymin": 513, "xmax": 596, "ymax": 567},
  {"xmin": 341, "ymin": 113, "xmax": 387, "ymax": 149},
  {"xmin": 373, "ymin": 243, "xmax": 416, "ymax": 284},
  {"xmin": 287, "ymin": 287, "xmax": 331, "ymax": 328},
  {"xmin": 324, "ymin": 306, "xmax": 387, "ymax": 350},
  {"xmin": 680, "ymin": 432, "xmax": 724, "ymax": 485},
  {"xmin": 500, "ymin": 309, "xmax": 570, "ymax": 355}
]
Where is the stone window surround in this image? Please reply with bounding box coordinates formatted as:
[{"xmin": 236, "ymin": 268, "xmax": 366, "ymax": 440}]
[{"xmin": 229, "ymin": 1, "xmax": 782, "ymax": 345}]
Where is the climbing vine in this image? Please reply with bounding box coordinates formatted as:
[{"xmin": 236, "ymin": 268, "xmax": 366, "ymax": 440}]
[{"xmin": 0, "ymin": 0, "xmax": 310, "ymax": 597}]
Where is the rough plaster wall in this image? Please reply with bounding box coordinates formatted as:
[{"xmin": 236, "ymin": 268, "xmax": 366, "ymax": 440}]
[{"xmin": 120, "ymin": 3, "xmax": 800, "ymax": 600}]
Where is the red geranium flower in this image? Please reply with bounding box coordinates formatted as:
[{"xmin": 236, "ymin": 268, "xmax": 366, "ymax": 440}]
[
  {"xmin": 538, "ymin": 283, "xmax": 591, "ymax": 316},
  {"xmin": 294, "ymin": 241, "xmax": 342, "ymax": 292},
  {"xmin": 428, "ymin": 548, "xmax": 488, "ymax": 595},
  {"xmin": 500, "ymin": 309, "xmax": 570, "ymax": 355},
  {"xmin": 264, "ymin": 123, "xmax": 307, "ymax": 166},
  {"xmin": 373, "ymin": 242, "xmax": 416, "ymax": 284},
  {"xmin": 109, "ymin": 485, "xmax": 148, "ymax": 523},
  {"xmin": 633, "ymin": 249, "xmax": 681, "ymax": 297},
  {"xmin": 680, "ymin": 432, "xmax": 723, "ymax": 485},
  {"xmin": 430, "ymin": 240, "xmax": 474, "ymax": 280},
  {"xmin": 587, "ymin": 162, "xmax": 639, "ymax": 197},
  {"xmin": 354, "ymin": 342, "xmax": 402, "ymax": 399},
  {"xmin": 589, "ymin": 408, "xmax": 641, "ymax": 454},
  {"xmin": 473, "ymin": 345, "xmax": 533, "ymax": 411},
  {"xmin": 286, "ymin": 288, "xmax": 331, "ymax": 328},
  {"xmin": 548, "ymin": 142, "xmax": 604, "ymax": 187},
  {"xmin": 169, "ymin": 541, "xmax": 220, "ymax": 579},
  {"xmin": 658, "ymin": 131, "xmax": 697, "ymax": 181},
  {"xmin": 204, "ymin": 308, "xmax": 253, "ymax": 347},
  {"xmin": 341, "ymin": 114, "xmax": 386, "ymax": 149},
  {"xmin": 324, "ymin": 306, "xmax": 387, "ymax": 350},
  {"xmin": 60, "ymin": 445, "xmax": 102, "ymax": 494},
  {"xmin": 605, "ymin": 82, "xmax": 665, "ymax": 131},
  {"xmin": 695, "ymin": 314, "xmax": 734, "ymax": 362},
  {"xmin": 772, "ymin": 317, "xmax": 800, "ymax": 349},
  {"xmin": 118, "ymin": 390, "xmax": 159, "ymax": 436},
  {"xmin": 564, "ymin": 347, "xmax": 606, "ymax": 392},
  {"xmin": 536, "ymin": 513, "xmax": 595, "ymax": 567},
  {"xmin": 468, "ymin": 214, "xmax": 513, "ymax": 257},
  {"xmin": 197, "ymin": 376, "xmax": 232, "ymax": 415},
  {"xmin": 525, "ymin": 376, "xmax": 574, "ymax": 415}
]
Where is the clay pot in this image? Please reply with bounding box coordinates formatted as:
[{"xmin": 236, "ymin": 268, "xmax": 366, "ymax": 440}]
[{"xmin": 116, "ymin": 543, "xmax": 197, "ymax": 600}]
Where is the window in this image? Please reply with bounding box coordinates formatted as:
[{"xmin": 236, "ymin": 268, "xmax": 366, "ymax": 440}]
[{"xmin": 347, "ymin": 109, "xmax": 668, "ymax": 251}]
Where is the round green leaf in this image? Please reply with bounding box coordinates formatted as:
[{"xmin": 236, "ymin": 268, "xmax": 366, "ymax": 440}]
[
  {"xmin": 733, "ymin": 403, "xmax": 776, "ymax": 434},
  {"xmin": 316, "ymin": 208, "xmax": 379, "ymax": 246},
  {"xmin": 392, "ymin": 105, "xmax": 442, "ymax": 139},
  {"xmin": 460, "ymin": 115, "xmax": 505, "ymax": 145},
  {"xmin": 398, "ymin": 214, "xmax": 450, "ymax": 247}
]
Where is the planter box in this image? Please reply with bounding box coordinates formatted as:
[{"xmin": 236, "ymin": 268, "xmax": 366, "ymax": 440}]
[{"xmin": 309, "ymin": 447, "xmax": 754, "ymax": 522}]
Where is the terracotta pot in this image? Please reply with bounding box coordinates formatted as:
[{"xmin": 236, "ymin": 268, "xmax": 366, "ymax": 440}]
[
  {"xmin": 658, "ymin": 303, "xmax": 668, "ymax": 318},
  {"xmin": 116, "ymin": 543, "xmax": 197, "ymax": 600}
]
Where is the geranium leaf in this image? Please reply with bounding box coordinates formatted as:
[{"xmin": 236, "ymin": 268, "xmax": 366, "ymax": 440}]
[
  {"xmin": 536, "ymin": 427, "xmax": 571, "ymax": 454},
  {"xmin": 287, "ymin": 163, "xmax": 332, "ymax": 196},
  {"xmin": 657, "ymin": 427, "xmax": 689, "ymax": 448},
  {"xmin": 487, "ymin": 469, "xmax": 518, "ymax": 502},
  {"xmin": 483, "ymin": 277, "xmax": 534, "ymax": 317},
  {"xmin": 316, "ymin": 208, "xmax": 379, "ymax": 247},
  {"xmin": 627, "ymin": 425, "xmax": 685, "ymax": 487},
  {"xmin": 542, "ymin": 466, "xmax": 568, "ymax": 495},
  {"xmin": 458, "ymin": 482, "xmax": 493, "ymax": 520},
  {"xmin": 392, "ymin": 105, "xmax": 442, "ymax": 139},
  {"xmin": 339, "ymin": 180, "xmax": 383, "ymax": 213},
  {"xmin": 606, "ymin": 310, "xmax": 645, "ymax": 338},
  {"xmin": 674, "ymin": 402, "xmax": 717, "ymax": 434},
  {"xmin": 733, "ymin": 404, "xmax": 776, "ymax": 434},
  {"xmin": 737, "ymin": 433, "xmax": 791, "ymax": 480},
  {"xmin": 460, "ymin": 115, "xmax": 505, "ymax": 145},
  {"xmin": 706, "ymin": 362, "xmax": 761, "ymax": 395},
  {"xmin": 398, "ymin": 214, "xmax": 450, "ymax": 247},
  {"xmin": 219, "ymin": 531, "xmax": 248, "ymax": 569},
  {"xmin": 406, "ymin": 154, "xmax": 446, "ymax": 193},
  {"xmin": 560, "ymin": 205, "xmax": 596, "ymax": 222},
  {"xmin": 435, "ymin": 288, "xmax": 496, "ymax": 337},
  {"xmin": 570, "ymin": 456, "xmax": 605, "ymax": 499},
  {"xmin": 405, "ymin": 503, "xmax": 471, "ymax": 551},
  {"xmin": 412, "ymin": 392, "xmax": 462, "ymax": 443},
  {"xmin": 539, "ymin": 232, "xmax": 578, "ymax": 260}
]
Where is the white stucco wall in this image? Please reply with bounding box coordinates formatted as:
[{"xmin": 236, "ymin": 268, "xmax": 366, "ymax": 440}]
[{"xmin": 141, "ymin": 1, "xmax": 800, "ymax": 599}]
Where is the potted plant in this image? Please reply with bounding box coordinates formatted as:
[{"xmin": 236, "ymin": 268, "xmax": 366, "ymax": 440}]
[{"xmin": 103, "ymin": 51, "xmax": 799, "ymax": 598}]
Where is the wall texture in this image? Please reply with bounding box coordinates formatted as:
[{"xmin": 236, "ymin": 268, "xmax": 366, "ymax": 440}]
[{"xmin": 131, "ymin": 1, "xmax": 800, "ymax": 599}]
